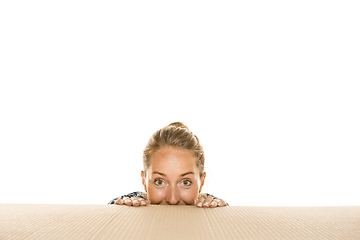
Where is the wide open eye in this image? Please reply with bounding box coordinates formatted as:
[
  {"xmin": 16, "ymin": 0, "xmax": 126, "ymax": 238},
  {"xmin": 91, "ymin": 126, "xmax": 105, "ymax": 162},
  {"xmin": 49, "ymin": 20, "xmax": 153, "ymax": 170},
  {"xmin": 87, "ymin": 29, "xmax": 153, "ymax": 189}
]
[
  {"xmin": 180, "ymin": 179, "xmax": 192, "ymax": 188},
  {"xmin": 154, "ymin": 178, "xmax": 167, "ymax": 187}
]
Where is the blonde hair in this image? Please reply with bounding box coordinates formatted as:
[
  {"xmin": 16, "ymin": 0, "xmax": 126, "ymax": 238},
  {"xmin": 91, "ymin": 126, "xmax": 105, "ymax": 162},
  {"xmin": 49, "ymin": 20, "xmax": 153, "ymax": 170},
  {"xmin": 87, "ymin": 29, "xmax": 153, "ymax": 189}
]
[{"xmin": 143, "ymin": 122, "xmax": 205, "ymax": 177}]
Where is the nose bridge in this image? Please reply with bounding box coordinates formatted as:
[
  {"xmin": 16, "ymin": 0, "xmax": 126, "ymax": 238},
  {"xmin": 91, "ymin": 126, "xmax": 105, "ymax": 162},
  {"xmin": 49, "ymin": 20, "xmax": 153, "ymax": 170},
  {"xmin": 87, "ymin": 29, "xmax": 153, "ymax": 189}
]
[{"xmin": 166, "ymin": 184, "xmax": 180, "ymax": 204}]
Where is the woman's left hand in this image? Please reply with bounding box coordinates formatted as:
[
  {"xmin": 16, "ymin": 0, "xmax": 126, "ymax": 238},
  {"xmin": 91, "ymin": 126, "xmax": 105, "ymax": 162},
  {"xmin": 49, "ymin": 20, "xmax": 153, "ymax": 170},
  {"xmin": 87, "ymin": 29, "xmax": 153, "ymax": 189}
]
[{"xmin": 195, "ymin": 194, "xmax": 227, "ymax": 208}]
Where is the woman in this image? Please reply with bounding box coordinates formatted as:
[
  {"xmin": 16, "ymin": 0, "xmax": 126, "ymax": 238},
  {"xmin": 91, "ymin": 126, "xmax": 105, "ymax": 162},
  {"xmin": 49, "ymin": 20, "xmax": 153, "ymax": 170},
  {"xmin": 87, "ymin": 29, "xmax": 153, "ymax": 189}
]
[{"xmin": 109, "ymin": 122, "xmax": 228, "ymax": 208}]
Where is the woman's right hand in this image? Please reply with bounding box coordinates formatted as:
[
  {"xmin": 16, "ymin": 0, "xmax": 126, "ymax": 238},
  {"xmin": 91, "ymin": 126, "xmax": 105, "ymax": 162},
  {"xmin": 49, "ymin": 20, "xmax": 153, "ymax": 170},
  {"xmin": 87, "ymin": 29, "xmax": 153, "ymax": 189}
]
[{"xmin": 114, "ymin": 197, "xmax": 150, "ymax": 207}]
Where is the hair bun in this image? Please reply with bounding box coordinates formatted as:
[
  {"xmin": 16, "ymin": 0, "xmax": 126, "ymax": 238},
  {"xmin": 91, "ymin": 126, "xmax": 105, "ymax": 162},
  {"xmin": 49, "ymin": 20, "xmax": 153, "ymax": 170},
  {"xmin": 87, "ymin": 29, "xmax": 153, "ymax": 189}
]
[{"xmin": 168, "ymin": 122, "xmax": 189, "ymax": 130}]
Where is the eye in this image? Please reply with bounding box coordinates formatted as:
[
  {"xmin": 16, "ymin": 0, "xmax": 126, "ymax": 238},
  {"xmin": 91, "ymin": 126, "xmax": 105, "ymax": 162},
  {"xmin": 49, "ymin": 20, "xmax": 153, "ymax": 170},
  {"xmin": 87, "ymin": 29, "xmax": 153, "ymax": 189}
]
[
  {"xmin": 154, "ymin": 178, "xmax": 166, "ymax": 187},
  {"xmin": 181, "ymin": 179, "xmax": 192, "ymax": 187}
]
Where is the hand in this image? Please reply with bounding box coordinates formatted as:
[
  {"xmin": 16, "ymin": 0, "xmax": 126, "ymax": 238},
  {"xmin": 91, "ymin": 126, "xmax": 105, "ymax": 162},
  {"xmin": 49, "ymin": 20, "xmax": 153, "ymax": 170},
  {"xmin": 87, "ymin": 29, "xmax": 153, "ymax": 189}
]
[
  {"xmin": 195, "ymin": 194, "xmax": 227, "ymax": 208},
  {"xmin": 114, "ymin": 196, "xmax": 150, "ymax": 207}
]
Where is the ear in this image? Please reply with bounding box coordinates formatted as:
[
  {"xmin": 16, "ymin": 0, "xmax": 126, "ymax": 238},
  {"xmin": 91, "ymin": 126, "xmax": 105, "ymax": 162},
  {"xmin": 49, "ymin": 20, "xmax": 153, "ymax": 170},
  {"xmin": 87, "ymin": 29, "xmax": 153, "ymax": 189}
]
[
  {"xmin": 199, "ymin": 172, "xmax": 206, "ymax": 192},
  {"xmin": 141, "ymin": 171, "xmax": 147, "ymax": 192}
]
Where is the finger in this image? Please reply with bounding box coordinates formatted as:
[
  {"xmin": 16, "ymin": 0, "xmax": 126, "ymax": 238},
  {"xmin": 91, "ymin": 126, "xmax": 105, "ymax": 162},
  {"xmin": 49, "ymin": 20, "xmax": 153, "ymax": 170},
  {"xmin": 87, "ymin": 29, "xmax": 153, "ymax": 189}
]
[
  {"xmin": 140, "ymin": 199, "xmax": 147, "ymax": 206},
  {"xmin": 198, "ymin": 195, "xmax": 211, "ymax": 208},
  {"xmin": 115, "ymin": 198, "xmax": 125, "ymax": 205},
  {"xmin": 140, "ymin": 199, "xmax": 150, "ymax": 206},
  {"xmin": 196, "ymin": 196, "xmax": 206, "ymax": 207},
  {"xmin": 218, "ymin": 200, "xmax": 227, "ymax": 207},
  {"xmin": 202, "ymin": 195, "xmax": 213, "ymax": 208},
  {"xmin": 131, "ymin": 197, "xmax": 140, "ymax": 207},
  {"xmin": 210, "ymin": 199, "xmax": 220, "ymax": 208},
  {"xmin": 123, "ymin": 197, "xmax": 132, "ymax": 206}
]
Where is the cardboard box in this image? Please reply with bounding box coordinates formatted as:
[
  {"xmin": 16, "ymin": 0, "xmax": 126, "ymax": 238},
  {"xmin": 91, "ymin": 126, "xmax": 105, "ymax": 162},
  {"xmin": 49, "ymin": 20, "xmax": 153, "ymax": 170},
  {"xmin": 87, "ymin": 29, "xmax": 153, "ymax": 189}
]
[{"xmin": 1, "ymin": 204, "xmax": 359, "ymax": 239}]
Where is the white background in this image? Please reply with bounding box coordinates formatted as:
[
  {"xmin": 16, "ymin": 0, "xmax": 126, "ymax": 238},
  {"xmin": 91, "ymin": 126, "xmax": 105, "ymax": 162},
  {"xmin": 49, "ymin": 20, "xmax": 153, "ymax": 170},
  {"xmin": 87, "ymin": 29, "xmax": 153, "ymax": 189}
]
[{"xmin": 1, "ymin": 1, "xmax": 359, "ymax": 206}]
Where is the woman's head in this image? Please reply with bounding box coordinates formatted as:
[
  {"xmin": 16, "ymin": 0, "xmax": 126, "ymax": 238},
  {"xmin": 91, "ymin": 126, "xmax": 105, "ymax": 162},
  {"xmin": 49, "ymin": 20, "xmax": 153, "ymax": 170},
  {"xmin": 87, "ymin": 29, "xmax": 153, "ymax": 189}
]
[{"xmin": 141, "ymin": 122, "xmax": 206, "ymax": 205}]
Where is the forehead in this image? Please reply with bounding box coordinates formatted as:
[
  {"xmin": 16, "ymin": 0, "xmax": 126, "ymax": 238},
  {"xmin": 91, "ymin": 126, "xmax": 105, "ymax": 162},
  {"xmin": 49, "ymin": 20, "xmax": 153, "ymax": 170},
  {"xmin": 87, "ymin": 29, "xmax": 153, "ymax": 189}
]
[{"xmin": 149, "ymin": 146, "xmax": 198, "ymax": 173}]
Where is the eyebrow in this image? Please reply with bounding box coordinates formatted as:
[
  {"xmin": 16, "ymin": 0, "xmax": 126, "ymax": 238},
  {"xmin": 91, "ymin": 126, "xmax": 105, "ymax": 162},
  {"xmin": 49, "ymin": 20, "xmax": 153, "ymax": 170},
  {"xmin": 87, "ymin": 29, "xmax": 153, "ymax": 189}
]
[
  {"xmin": 181, "ymin": 172, "xmax": 195, "ymax": 177},
  {"xmin": 152, "ymin": 171, "xmax": 166, "ymax": 176},
  {"xmin": 151, "ymin": 171, "xmax": 195, "ymax": 177}
]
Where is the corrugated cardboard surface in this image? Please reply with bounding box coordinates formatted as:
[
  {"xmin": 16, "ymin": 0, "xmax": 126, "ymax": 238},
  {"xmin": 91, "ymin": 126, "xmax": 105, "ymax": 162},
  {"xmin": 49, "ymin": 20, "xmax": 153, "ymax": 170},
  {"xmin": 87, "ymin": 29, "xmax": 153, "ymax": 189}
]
[{"xmin": 1, "ymin": 204, "xmax": 359, "ymax": 240}]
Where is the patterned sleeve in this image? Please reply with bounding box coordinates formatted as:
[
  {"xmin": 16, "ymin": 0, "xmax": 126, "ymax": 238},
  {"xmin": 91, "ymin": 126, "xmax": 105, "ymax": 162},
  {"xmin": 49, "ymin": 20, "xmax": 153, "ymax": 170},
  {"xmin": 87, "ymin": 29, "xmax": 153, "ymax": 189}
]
[
  {"xmin": 108, "ymin": 191, "xmax": 147, "ymax": 204},
  {"xmin": 109, "ymin": 192, "xmax": 228, "ymax": 205}
]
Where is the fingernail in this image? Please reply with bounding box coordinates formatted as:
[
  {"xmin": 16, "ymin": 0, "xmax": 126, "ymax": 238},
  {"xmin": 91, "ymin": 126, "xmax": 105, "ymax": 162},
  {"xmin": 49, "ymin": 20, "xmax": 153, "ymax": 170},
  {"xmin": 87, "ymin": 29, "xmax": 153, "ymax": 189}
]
[{"xmin": 197, "ymin": 202, "xmax": 202, "ymax": 207}]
